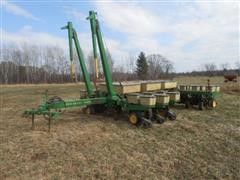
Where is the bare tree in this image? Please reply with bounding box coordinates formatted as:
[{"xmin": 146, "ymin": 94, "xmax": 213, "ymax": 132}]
[
  {"xmin": 127, "ymin": 54, "xmax": 136, "ymax": 73},
  {"xmin": 220, "ymin": 63, "xmax": 230, "ymax": 71},
  {"xmin": 0, "ymin": 42, "xmax": 72, "ymax": 84},
  {"xmin": 203, "ymin": 63, "xmax": 217, "ymax": 76},
  {"xmin": 147, "ymin": 54, "xmax": 174, "ymax": 79},
  {"xmin": 1, "ymin": 46, "xmax": 12, "ymax": 83},
  {"xmin": 87, "ymin": 53, "xmax": 96, "ymax": 78},
  {"xmin": 235, "ymin": 61, "xmax": 240, "ymax": 70},
  {"xmin": 106, "ymin": 50, "xmax": 114, "ymax": 73},
  {"xmin": 54, "ymin": 46, "xmax": 69, "ymax": 83}
]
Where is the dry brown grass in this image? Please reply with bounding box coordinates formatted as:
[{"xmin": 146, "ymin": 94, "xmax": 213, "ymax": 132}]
[{"xmin": 0, "ymin": 76, "xmax": 240, "ymax": 179}]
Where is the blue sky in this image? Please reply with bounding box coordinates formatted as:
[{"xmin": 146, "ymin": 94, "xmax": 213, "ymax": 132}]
[{"xmin": 1, "ymin": 0, "xmax": 239, "ymax": 72}]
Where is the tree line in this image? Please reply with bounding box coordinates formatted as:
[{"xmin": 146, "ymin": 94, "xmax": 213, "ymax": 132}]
[
  {"xmin": 177, "ymin": 62, "xmax": 240, "ymax": 77},
  {"xmin": 1, "ymin": 43, "xmax": 238, "ymax": 84},
  {"xmin": 136, "ymin": 52, "xmax": 174, "ymax": 80},
  {"xmin": 1, "ymin": 44, "xmax": 70, "ymax": 84},
  {"xmin": 0, "ymin": 43, "xmax": 175, "ymax": 84}
]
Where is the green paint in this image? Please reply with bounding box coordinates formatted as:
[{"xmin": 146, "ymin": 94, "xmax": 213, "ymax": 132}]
[
  {"xmin": 61, "ymin": 22, "xmax": 94, "ymax": 96},
  {"xmin": 23, "ymin": 10, "xmax": 174, "ymax": 123},
  {"xmin": 87, "ymin": 11, "xmax": 117, "ymax": 99}
]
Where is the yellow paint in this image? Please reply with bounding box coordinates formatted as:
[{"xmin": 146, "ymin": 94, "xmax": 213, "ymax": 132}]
[
  {"xmin": 95, "ymin": 58, "xmax": 99, "ymax": 79},
  {"xmin": 71, "ymin": 62, "xmax": 75, "ymax": 80},
  {"xmin": 129, "ymin": 113, "xmax": 138, "ymax": 125},
  {"xmin": 212, "ymin": 100, "xmax": 217, "ymax": 108}
]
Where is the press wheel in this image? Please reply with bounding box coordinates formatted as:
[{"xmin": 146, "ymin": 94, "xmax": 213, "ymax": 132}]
[{"xmin": 198, "ymin": 101, "xmax": 205, "ymax": 110}]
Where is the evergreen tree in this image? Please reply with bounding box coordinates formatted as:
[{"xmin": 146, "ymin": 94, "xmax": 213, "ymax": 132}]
[{"xmin": 136, "ymin": 52, "xmax": 148, "ymax": 80}]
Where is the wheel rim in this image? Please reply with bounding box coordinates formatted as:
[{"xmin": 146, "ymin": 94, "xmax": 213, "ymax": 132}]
[
  {"xmin": 212, "ymin": 100, "xmax": 217, "ymax": 108},
  {"xmin": 129, "ymin": 113, "xmax": 138, "ymax": 125}
]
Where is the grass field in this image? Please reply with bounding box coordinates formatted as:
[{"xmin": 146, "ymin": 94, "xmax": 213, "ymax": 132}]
[{"xmin": 0, "ymin": 76, "xmax": 240, "ymax": 179}]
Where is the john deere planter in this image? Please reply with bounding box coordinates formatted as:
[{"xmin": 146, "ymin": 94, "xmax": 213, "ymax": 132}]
[{"xmin": 23, "ymin": 11, "xmax": 177, "ymax": 130}]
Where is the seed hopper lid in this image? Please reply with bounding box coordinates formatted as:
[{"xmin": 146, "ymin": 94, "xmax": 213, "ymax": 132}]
[
  {"xmin": 166, "ymin": 91, "xmax": 180, "ymax": 94},
  {"xmin": 139, "ymin": 94, "xmax": 155, "ymax": 98},
  {"xmin": 142, "ymin": 80, "xmax": 168, "ymax": 84},
  {"xmin": 99, "ymin": 81, "xmax": 141, "ymax": 85},
  {"xmin": 155, "ymin": 93, "xmax": 168, "ymax": 97},
  {"xmin": 142, "ymin": 92, "xmax": 154, "ymax": 95},
  {"xmin": 126, "ymin": 93, "xmax": 140, "ymax": 96}
]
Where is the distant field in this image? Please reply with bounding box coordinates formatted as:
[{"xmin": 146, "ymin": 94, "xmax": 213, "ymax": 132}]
[{"xmin": 0, "ymin": 76, "xmax": 240, "ymax": 179}]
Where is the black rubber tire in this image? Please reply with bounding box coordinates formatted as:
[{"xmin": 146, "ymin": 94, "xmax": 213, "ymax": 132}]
[
  {"xmin": 145, "ymin": 109, "xmax": 153, "ymax": 120},
  {"xmin": 82, "ymin": 106, "xmax": 95, "ymax": 114},
  {"xmin": 185, "ymin": 100, "xmax": 191, "ymax": 109},
  {"xmin": 155, "ymin": 114, "xmax": 165, "ymax": 124},
  {"xmin": 93, "ymin": 104, "xmax": 106, "ymax": 113},
  {"xmin": 139, "ymin": 117, "xmax": 152, "ymax": 128},
  {"xmin": 198, "ymin": 101, "xmax": 205, "ymax": 110},
  {"xmin": 167, "ymin": 111, "xmax": 177, "ymax": 121}
]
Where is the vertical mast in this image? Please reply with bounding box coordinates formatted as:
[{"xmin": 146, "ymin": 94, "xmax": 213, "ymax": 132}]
[
  {"xmin": 61, "ymin": 22, "xmax": 94, "ymax": 96},
  {"xmin": 89, "ymin": 14, "xmax": 99, "ymax": 79},
  {"xmin": 87, "ymin": 11, "xmax": 116, "ymax": 98}
]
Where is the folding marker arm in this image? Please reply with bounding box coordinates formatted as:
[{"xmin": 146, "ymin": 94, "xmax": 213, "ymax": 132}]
[
  {"xmin": 61, "ymin": 22, "xmax": 94, "ymax": 96},
  {"xmin": 87, "ymin": 11, "xmax": 117, "ymax": 99},
  {"xmin": 87, "ymin": 12, "xmax": 99, "ymax": 79}
]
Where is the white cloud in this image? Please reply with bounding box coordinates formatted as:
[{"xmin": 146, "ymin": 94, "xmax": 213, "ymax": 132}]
[
  {"xmin": 95, "ymin": 1, "xmax": 164, "ymax": 36},
  {"xmin": 2, "ymin": 0, "xmax": 42, "ymax": 21},
  {"xmin": 2, "ymin": 26, "xmax": 67, "ymax": 49},
  {"xmin": 1, "ymin": 26, "xmax": 126, "ymax": 66},
  {"xmin": 77, "ymin": 31, "xmax": 129, "ymax": 63},
  {"xmin": 63, "ymin": 6, "xmax": 86, "ymax": 21},
  {"xmin": 2, "ymin": 1, "xmax": 239, "ymax": 72},
  {"xmin": 93, "ymin": 1, "xmax": 239, "ymax": 71}
]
